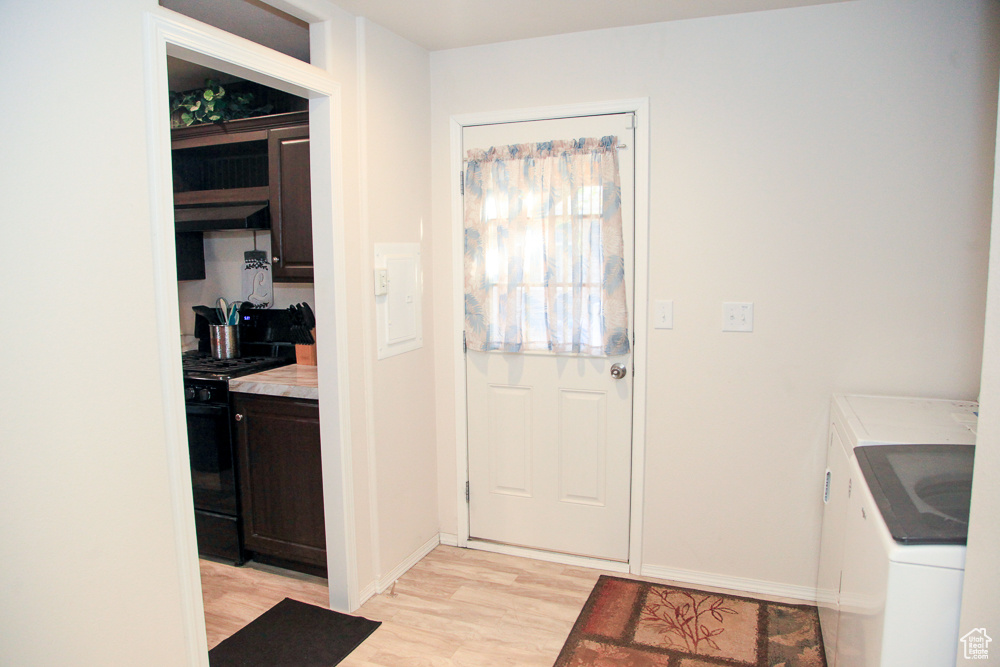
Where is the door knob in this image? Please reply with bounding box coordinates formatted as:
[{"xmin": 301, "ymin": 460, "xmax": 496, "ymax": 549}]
[{"xmin": 610, "ymin": 363, "xmax": 628, "ymax": 379}]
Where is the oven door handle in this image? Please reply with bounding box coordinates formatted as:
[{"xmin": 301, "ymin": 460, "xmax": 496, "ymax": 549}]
[{"xmin": 186, "ymin": 404, "xmax": 228, "ymax": 417}]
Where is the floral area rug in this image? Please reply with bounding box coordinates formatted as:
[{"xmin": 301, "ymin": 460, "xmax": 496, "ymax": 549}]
[{"xmin": 554, "ymin": 575, "xmax": 826, "ymax": 667}]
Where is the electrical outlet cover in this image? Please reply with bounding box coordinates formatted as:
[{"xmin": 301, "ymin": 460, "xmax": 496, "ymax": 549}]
[
  {"xmin": 654, "ymin": 300, "xmax": 673, "ymax": 329},
  {"xmin": 722, "ymin": 302, "xmax": 753, "ymax": 332}
]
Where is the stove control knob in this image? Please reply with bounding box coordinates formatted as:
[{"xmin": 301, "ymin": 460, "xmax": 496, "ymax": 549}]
[
  {"xmin": 197, "ymin": 388, "xmax": 212, "ymax": 401},
  {"xmin": 185, "ymin": 387, "xmax": 195, "ymax": 400}
]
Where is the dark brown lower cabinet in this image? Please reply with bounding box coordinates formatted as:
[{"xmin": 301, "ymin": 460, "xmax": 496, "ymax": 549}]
[{"xmin": 232, "ymin": 393, "xmax": 326, "ymax": 576}]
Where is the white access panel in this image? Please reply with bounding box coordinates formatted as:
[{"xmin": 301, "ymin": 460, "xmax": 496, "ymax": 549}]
[{"xmin": 374, "ymin": 243, "xmax": 423, "ymax": 359}]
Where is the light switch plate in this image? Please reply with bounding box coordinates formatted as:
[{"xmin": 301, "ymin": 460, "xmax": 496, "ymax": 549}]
[
  {"xmin": 653, "ymin": 300, "xmax": 673, "ymax": 329},
  {"xmin": 723, "ymin": 302, "xmax": 753, "ymax": 332},
  {"xmin": 373, "ymin": 268, "xmax": 388, "ymax": 296}
]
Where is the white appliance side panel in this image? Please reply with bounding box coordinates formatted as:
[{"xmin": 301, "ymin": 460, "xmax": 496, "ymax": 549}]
[
  {"xmin": 837, "ymin": 455, "xmax": 890, "ymax": 667},
  {"xmin": 817, "ymin": 414, "xmax": 853, "ymax": 665},
  {"xmin": 880, "ymin": 562, "xmax": 964, "ymax": 666}
]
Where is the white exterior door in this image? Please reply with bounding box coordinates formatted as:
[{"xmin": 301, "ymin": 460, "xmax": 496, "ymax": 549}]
[{"xmin": 464, "ymin": 114, "xmax": 635, "ymax": 562}]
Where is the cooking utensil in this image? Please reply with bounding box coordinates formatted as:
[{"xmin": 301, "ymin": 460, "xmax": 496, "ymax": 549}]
[
  {"xmin": 286, "ymin": 303, "xmax": 314, "ymax": 344},
  {"xmin": 301, "ymin": 303, "xmax": 315, "ymax": 330},
  {"xmin": 193, "ymin": 305, "xmax": 221, "ymax": 325},
  {"xmin": 217, "ymin": 297, "xmax": 229, "ymax": 326},
  {"xmin": 215, "ymin": 298, "xmax": 242, "ymax": 326},
  {"xmin": 299, "ymin": 303, "xmax": 314, "ymax": 344}
]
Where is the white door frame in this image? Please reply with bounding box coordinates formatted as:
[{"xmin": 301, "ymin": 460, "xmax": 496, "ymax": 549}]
[
  {"xmin": 450, "ymin": 99, "xmax": 650, "ymax": 574},
  {"xmin": 142, "ymin": 6, "xmax": 358, "ymax": 663}
]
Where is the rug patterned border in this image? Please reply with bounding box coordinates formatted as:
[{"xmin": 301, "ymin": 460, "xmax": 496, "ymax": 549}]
[{"xmin": 553, "ymin": 575, "xmax": 827, "ymax": 666}]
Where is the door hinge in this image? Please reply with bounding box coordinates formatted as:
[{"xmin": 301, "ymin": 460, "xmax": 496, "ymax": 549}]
[
  {"xmin": 463, "ymin": 330, "xmax": 467, "ymax": 353},
  {"xmin": 460, "ymin": 171, "xmax": 464, "ymax": 196},
  {"xmin": 465, "ymin": 481, "xmax": 470, "ymax": 503}
]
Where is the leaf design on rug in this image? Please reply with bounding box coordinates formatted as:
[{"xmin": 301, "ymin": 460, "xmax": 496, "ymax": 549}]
[{"xmin": 640, "ymin": 588, "xmax": 738, "ymax": 653}]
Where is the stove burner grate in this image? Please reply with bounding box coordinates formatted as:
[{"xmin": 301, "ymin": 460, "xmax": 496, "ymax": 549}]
[{"xmin": 182, "ymin": 351, "xmax": 291, "ymax": 380}]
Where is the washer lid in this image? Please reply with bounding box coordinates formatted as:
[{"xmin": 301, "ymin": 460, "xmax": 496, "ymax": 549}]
[
  {"xmin": 842, "ymin": 395, "xmax": 978, "ymax": 446},
  {"xmin": 855, "ymin": 444, "xmax": 974, "ymax": 545}
]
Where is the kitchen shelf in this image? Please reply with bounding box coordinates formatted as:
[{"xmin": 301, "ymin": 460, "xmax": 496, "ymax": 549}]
[
  {"xmin": 170, "ymin": 111, "xmax": 308, "ymax": 147},
  {"xmin": 171, "ymin": 111, "xmax": 313, "ymax": 283},
  {"xmin": 173, "ymin": 186, "xmax": 270, "ymax": 207}
]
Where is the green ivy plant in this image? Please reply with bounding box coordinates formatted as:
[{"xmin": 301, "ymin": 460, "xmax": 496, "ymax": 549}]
[{"xmin": 169, "ymin": 79, "xmax": 272, "ymax": 127}]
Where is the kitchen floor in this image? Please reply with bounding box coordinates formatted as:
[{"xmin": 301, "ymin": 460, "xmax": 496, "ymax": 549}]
[{"xmin": 201, "ymin": 545, "xmax": 807, "ymax": 666}]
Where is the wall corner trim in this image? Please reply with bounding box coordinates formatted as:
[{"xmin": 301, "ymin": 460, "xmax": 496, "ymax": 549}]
[{"xmin": 376, "ymin": 533, "xmax": 442, "ymax": 594}]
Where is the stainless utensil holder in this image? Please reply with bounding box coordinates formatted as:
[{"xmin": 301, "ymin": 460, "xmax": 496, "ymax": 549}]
[{"xmin": 210, "ymin": 325, "xmax": 240, "ymax": 359}]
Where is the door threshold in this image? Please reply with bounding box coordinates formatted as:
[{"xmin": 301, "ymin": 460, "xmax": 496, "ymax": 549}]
[{"xmin": 465, "ymin": 538, "xmax": 630, "ymax": 573}]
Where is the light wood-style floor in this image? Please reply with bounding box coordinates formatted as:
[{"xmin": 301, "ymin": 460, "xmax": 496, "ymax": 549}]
[{"xmin": 200, "ymin": 545, "xmax": 804, "ymax": 666}]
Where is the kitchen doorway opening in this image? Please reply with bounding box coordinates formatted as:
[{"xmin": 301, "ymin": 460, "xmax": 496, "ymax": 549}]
[
  {"xmin": 167, "ymin": 62, "xmax": 314, "ymax": 343},
  {"xmin": 143, "ymin": 5, "xmax": 358, "ymax": 663}
]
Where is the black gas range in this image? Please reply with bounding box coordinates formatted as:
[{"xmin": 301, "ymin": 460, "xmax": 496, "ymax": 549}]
[
  {"xmin": 182, "ymin": 350, "xmax": 293, "ymax": 381},
  {"xmin": 182, "ymin": 349, "xmax": 293, "ymax": 564}
]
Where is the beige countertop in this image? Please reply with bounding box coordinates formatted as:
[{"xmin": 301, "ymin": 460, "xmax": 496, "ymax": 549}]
[{"xmin": 228, "ymin": 364, "xmax": 318, "ymax": 400}]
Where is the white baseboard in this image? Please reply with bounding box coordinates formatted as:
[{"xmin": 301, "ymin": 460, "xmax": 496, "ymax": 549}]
[
  {"xmin": 437, "ymin": 534, "xmax": 816, "ymax": 604},
  {"xmin": 373, "ymin": 533, "xmax": 441, "ymax": 595},
  {"xmin": 465, "ymin": 539, "xmax": 631, "ymax": 573},
  {"xmin": 640, "ymin": 563, "xmax": 818, "ymax": 603},
  {"xmin": 358, "ymin": 580, "xmax": 377, "ymax": 606}
]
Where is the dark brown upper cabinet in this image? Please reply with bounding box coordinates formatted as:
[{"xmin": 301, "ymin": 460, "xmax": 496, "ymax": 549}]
[
  {"xmin": 171, "ymin": 112, "xmax": 313, "ymax": 283},
  {"xmin": 268, "ymin": 125, "xmax": 313, "ymax": 283}
]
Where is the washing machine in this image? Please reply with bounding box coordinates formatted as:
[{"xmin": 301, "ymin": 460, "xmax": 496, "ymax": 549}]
[{"xmin": 817, "ymin": 395, "xmax": 977, "ymax": 667}]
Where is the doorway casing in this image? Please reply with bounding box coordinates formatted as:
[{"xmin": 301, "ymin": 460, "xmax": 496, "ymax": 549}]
[
  {"xmin": 449, "ymin": 99, "xmax": 651, "ymax": 574},
  {"xmin": 142, "ymin": 5, "xmax": 359, "ymax": 664}
]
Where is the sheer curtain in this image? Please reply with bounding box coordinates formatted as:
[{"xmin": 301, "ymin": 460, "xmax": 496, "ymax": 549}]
[{"xmin": 463, "ymin": 136, "xmax": 629, "ymax": 356}]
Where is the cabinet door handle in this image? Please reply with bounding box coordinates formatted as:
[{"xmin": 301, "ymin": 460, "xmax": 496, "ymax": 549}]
[
  {"xmin": 235, "ymin": 413, "xmax": 243, "ymax": 422},
  {"xmin": 272, "ymin": 256, "xmax": 280, "ymax": 264}
]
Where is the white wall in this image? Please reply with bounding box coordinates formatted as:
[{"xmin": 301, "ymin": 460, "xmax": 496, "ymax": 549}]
[
  {"xmin": 958, "ymin": 77, "xmax": 1000, "ymax": 657},
  {"xmin": 360, "ymin": 19, "xmax": 439, "ymax": 583},
  {"xmin": 0, "ymin": 2, "xmax": 441, "ymax": 661},
  {"xmin": 0, "ymin": 1, "xmax": 193, "ymax": 664},
  {"xmin": 430, "ymin": 0, "xmax": 1000, "ymax": 592}
]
